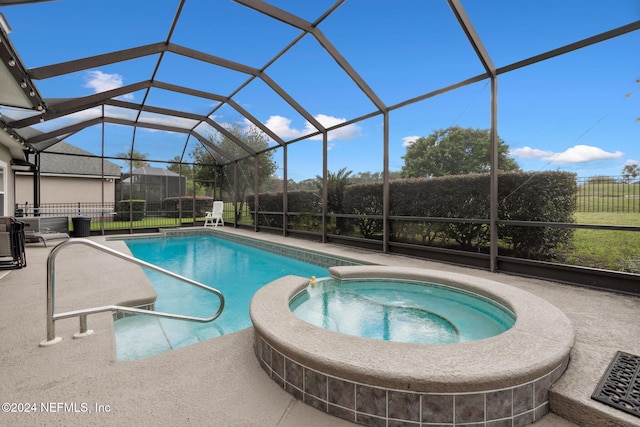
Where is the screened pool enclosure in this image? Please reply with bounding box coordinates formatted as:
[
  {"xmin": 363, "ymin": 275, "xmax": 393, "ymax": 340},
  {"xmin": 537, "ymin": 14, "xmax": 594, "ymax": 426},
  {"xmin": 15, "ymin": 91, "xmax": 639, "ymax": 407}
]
[{"xmin": 0, "ymin": 1, "xmax": 638, "ymax": 293}]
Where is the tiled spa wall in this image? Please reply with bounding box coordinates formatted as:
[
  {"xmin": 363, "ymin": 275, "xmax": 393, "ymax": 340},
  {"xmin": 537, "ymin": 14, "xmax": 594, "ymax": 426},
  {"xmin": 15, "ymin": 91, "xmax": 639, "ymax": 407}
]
[{"xmin": 255, "ymin": 332, "xmax": 568, "ymax": 427}]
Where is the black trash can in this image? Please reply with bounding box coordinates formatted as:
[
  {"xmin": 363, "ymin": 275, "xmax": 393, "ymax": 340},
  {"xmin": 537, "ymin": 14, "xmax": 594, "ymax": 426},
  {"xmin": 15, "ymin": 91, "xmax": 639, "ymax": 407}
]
[{"xmin": 72, "ymin": 216, "xmax": 91, "ymax": 237}]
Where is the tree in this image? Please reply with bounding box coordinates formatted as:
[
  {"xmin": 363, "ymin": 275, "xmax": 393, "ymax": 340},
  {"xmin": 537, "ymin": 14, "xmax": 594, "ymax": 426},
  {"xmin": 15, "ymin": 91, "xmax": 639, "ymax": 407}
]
[
  {"xmin": 166, "ymin": 155, "xmax": 191, "ymax": 176},
  {"xmin": 116, "ymin": 149, "xmax": 149, "ymax": 171},
  {"xmin": 622, "ymin": 163, "xmax": 640, "ymax": 183},
  {"xmin": 401, "ymin": 126, "xmax": 520, "ymax": 178},
  {"xmin": 191, "ymin": 121, "xmax": 276, "ymax": 220}
]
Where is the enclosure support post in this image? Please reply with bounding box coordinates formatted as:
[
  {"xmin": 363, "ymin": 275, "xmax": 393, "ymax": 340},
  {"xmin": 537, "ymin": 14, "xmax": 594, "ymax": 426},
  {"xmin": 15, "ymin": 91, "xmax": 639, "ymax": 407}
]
[
  {"xmin": 282, "ymin": 145, "xmax": 288, "ymax": 237},
  {"xmin": 322, "ymin": 132, "xmax": 328, "ymax": 244},
  {"xmin": 254, "ymin": 156, "xmax": 259, "ymax": 232},
  {"xmin": 234, "ymin": 162, "xmax": 239, "ymax": 228},
  {"xmin": 127, "ymin": 128, "xmax": 137, "ymax": 235},
  {"xmin": 383, "ymin": 111, "xmax": 390, "ymax": 254},
  {"xmin": 449, "ymin": 0, "xmax": 499, "ymax": 271},
  {"xmin": 489, "ymin": 77, "xmax": 499, "ymax": 272},
  {"xmin": 33, "ymin": 152, "xmax": 41, "ymax": 217},
  {"xmin": 100, "ymin": 105, "xmax": 105, "ymax": 235}
]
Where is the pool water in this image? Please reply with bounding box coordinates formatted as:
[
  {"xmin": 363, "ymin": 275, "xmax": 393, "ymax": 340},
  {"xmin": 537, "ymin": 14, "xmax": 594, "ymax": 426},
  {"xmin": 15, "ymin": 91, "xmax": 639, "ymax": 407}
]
[
  {"xmin": 290, "ymin": 278, "xmax": 515, "ymax": 344},
  {"xmin": 116, "ymin": 235, "xmax": 327, "ymax": 360}
]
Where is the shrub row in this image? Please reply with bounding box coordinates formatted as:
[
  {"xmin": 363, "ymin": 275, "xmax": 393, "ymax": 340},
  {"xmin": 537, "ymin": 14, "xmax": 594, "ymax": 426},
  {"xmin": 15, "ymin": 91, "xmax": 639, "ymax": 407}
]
[
  {"xmin": 248, "ymin": 190, "xmax": 321, "ymax": 230},
  {"xmin": 248, "ymin": 171, "xmax": 577, "ymax": 260},
  {"xmin": 114, "ymin": 199, "xmax": 146, "ymax": 221}
]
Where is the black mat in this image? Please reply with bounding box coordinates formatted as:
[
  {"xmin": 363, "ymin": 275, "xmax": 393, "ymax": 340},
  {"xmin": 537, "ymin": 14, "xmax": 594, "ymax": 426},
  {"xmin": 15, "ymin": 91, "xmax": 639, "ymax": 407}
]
[{"xmin": 591, "ymin": 351, "xmax": 640, "ymax": 418}]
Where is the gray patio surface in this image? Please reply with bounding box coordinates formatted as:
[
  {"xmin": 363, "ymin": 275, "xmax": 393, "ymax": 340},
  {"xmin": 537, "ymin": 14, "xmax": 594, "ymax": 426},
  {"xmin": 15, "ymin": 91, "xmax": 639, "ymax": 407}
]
[{"xmin": 1, "ymin": 228, "xmax": 639, "ymax": 426}]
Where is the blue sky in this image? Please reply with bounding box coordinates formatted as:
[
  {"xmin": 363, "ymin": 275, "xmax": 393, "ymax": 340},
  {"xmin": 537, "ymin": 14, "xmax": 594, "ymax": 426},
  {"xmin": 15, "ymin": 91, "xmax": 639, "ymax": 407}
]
[{"xmin": 1, "ymin": 0, "xmax": 638, "ymax": 181}]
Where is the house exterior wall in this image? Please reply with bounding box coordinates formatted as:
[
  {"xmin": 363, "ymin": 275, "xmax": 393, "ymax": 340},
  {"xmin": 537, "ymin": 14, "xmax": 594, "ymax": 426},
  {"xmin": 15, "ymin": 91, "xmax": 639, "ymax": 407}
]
[
  {"xmin": 0, "ymin": 146, "xmax": 13, "ymax": 216},
  {"xmin": 15, "ymin": 174, "xmax": 116, "ymax": 205}
]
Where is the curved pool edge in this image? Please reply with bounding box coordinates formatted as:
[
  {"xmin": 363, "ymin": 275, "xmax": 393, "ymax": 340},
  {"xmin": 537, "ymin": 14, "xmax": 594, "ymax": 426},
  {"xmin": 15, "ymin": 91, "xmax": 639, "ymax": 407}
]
[{"xmin": 250, "ymin": 266, "xmax": 575, "ymax": 426}]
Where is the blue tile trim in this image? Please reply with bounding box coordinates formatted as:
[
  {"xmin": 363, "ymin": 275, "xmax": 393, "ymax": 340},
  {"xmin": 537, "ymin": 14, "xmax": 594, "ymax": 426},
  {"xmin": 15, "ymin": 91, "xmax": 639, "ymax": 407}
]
[{"xmin": 162, "ymin": 229, "xmax": 363, "ymax": 268}]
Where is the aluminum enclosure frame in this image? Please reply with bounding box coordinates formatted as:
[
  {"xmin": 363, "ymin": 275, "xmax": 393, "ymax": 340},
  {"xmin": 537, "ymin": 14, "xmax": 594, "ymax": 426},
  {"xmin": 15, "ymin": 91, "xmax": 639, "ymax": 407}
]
[{"xmin": 0, "ymin": 1, "xmax": 638, "ymax": 293}]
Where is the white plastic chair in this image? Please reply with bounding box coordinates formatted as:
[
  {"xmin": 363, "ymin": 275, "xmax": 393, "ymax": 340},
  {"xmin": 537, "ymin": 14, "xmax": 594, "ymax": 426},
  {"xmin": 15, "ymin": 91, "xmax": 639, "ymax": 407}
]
[{"xmin": 204, "ymin": 201, "xmax": 225, "ymax": 227}]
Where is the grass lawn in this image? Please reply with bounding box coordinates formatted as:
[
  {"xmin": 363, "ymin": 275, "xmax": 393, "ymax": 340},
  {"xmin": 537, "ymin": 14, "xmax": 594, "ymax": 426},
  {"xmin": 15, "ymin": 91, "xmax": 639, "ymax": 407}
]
[
  {"xmin": 564, "ymin": 212, "xmax": 640, "ymax": 272},
  {"xmin": 88, "ymin": 202, "xmax": 248, "ymax": 231}
]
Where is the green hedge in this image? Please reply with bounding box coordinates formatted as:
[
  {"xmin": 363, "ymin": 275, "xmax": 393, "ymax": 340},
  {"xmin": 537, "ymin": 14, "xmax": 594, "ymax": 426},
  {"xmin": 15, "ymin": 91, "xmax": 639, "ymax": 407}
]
[
  {"xmin": 163, "ymin": 196, "xmax": 214, "ymax": 218},
  {"xmin": 388, "ymin": 175, "xmax": 491, "ymax": 249},
  {"xmin": 247, "ymin": 190, "xmax": 321, "ymax": 230},
  {"xmin": 248, "ymin": 171, "xmax": 577, "ymax": 260},
  {"xmin": 497, "ymin": 171, "xmax": 577, "ymax": 259},
  {"xmin": 114, "ymin": 199, "xmax": 146, "ymax": 221},
  {"xmin": 342, "ymin": 183, "xmax": 384, "ymax": 238}
]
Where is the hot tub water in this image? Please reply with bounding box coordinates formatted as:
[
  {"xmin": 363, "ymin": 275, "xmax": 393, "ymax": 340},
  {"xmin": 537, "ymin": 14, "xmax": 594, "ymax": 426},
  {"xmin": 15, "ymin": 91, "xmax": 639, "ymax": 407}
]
[{"xmin": 290, "ymin": 278, "xmax": 515, "ymax": 344}]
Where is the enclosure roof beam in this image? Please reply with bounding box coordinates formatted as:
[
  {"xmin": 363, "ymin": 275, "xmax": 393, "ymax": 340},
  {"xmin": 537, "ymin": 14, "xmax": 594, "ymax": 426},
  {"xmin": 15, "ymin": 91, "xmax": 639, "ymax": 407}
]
[
  {"xmin": 10, "ymin": 80, "xmax": 220, "ymax": 129},
  {"xmin": 188, "ymin": 131, "xmax": 236, "ymax": 163},
  {"xmin": 447, "ymin": 0, "xmax": 496, "ymax": 77},
  {"xmin": 24, "ymin": 115, "xmax": 236, "ymax": 162},
  {"xmin": 153, "ymin": 80, "xmax": 227, "ymax": 102},
  {"xmin": 235, "ymin": 0, "xmax": 386, "ymax": 114},
  {"xmin": 107, "ymin": 117, "xmax": 236, "ymax": 162},
  {"xmin": 259, "ymin": 73, "xmax": 325, "ymax": 132},
  {"xmin": 497, "ymin": 20, "xmax": 640, "ymax": 75},
  {"xmin": 166, "ymin": 43, "xmax": 260, "ymax": 76},
  {"xmin": 108, "ymin": 98, "xmax": 285, "ymax": 147},
  {"xmin": 26, "ymin": 117, "xmax": 103, "ymax": 144},
  {"xmin": 28, "ymin": 43, "xmax": 167, "ymax": 80},
  {"xmin": 23, "ymin": 34, "xmax": 323, "ymax": 141},
  {"xmin": 226, "ymin": 99, "xmax": 285, "ymax": 146},
  {"xmin": 233, "ymin": 0, "xmax": 314, "ymax": 32},
  {"xmin": 11, "ymin": 79, "xmax": 284, "ymax": 154},
  {"xmin": 312, "ymin": 29, "xmax": 387, "ymax": 113},
  {"xmin": 105, "ymin": 116, "xmax": 191, "ymax": 134},
  {"xmin": 32, "ymin": 134, "xmax": 77, "ymax": 153},
  {"xmin": 7, "ymin": 81, "xmax": 153, "ymax": 128},
  {"xmin": 105, "ymin": 99, "xmax": 205, "ymax": 121},
  {"xmin": 28, "ymin": 42, "xmax": 261, "ymax": 81}
]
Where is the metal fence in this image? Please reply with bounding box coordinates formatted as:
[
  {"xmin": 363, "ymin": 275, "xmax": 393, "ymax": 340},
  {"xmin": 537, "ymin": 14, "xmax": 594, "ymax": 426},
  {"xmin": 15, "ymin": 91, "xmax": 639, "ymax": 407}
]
[
  {"xmin": 14, "ymin": 176, "xmax": 639, "ymax": 233},
  {"xmin": 576, "ymin": 176, "xmax": 640, "ymax": 213},
  {"xmin": 14, "ymin": 200, "xmax": 214, "ymax": 232},
  {"xmin": 16, "ymin": 202, "xmax": 115, "ymax": 218}
]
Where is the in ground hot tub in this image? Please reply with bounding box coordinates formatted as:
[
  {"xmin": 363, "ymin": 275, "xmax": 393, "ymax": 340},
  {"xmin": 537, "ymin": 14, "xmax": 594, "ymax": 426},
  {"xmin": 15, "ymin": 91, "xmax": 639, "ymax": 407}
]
[
  {"xmin": 250, "ymin": 266, "xmax": 574, "ymax": 426},
  {"xmin": 290, "ymin": 276, "xmax": 516, "ymax": 345}
]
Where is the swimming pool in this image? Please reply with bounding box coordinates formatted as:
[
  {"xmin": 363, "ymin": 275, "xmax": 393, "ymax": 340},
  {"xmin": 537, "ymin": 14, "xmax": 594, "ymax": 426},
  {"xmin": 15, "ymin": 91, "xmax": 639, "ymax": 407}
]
[{"xmin": 116, "ymin": 234, "xmax": 329, "ymax": 360}]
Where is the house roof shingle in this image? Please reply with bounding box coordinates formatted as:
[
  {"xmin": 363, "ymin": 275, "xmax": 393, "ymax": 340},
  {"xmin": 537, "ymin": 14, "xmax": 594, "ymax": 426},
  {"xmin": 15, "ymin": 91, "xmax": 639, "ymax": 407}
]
[{"xmin": 31, "ymin": 141, "xmax": 121, "ymax": 177}]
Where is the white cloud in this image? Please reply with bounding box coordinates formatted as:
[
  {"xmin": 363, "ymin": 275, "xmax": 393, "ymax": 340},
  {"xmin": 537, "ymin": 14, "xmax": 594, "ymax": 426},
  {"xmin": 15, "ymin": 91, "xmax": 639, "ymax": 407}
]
[
  {"xmin": 263, "ymin": 114, "xmax": 362, "ymax": 143},
  {"xmin": 510, "ymin": 146, "xmax": 554, "ymax": 159},
  {"xmin": 402, "ymin": 135, "xmax": 420, "ymax": 147},
  {"xmin": 624, "ymin": 159, "xmax": 639, "ymax": 166},
  {"xmin": 306, "ymin": 114, "xmax": 362, "ymax": 142},
  {"xmin": 84, "ymin": 70, "xmax": 133, "ymax": 100},
  {"xmin": 264, "ymin": 115, "xmax": 304, "ymax": 139},
  {"xmin": 511, "ymin": 144, "xmax": 623, "ymax": 164}
]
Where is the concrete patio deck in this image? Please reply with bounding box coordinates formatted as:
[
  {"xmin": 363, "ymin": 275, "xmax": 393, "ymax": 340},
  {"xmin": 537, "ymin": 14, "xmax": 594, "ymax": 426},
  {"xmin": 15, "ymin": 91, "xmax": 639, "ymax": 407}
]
[{"xmin": 1, "ymin": 228, "xmax": 639, "ymax": 426}]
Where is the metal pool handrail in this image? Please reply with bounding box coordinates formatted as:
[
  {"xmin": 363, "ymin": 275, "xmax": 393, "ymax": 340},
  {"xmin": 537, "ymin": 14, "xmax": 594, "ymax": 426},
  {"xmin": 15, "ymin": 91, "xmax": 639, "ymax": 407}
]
[{"xmin": 39, "ymin": 238, "xmax": 225, "ymax": 347}]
